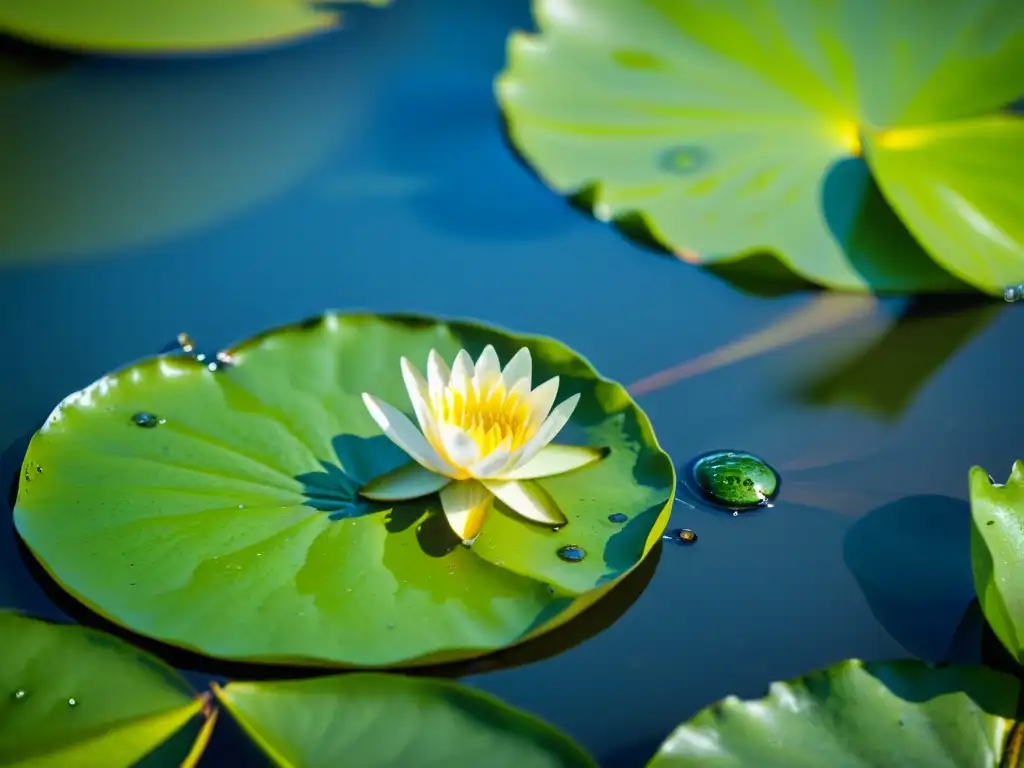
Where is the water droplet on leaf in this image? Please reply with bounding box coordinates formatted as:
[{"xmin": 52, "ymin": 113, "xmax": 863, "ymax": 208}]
[
  {"xmin": 557, "ymin": 544, "xmax": 586, "ymax": 562},
  {"xmin": 658, "ymin": 145, "xmax": 710, "ymax": 176},
  {"xmin": 131, "ymin": 412, "xmax": 164, "ymax": 428},
  {"xmin": 689, "ymin": 450, "xmax": 779, "ymax": 510},
  {"xmin": 12, "ymin": 689, "xmax": 26, "ymax": 701},
  {"xmin": 607, "ymin": 513, "xmax": 628, "ymax": 524},
  {"xmin": 177, "ymin": 332, "xmax": 195, "ymax": 354},
  {"xmin": 1004, "ymin": 284, "xmax": 1023, "ymax": 302},
  {"xmin": 67, "ymin": 697, "xmax": 77, "ymax": 707}
]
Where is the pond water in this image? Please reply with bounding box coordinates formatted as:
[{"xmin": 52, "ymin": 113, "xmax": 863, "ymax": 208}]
[{"xmin": 1, "ymin": 1, "xmax": 1021, "ymax": 765}]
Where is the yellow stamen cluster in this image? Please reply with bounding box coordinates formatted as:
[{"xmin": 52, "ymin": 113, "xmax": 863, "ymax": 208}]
[{"xmin": 435, "ymin": 383, "xmax": 533, "ymax": 458}]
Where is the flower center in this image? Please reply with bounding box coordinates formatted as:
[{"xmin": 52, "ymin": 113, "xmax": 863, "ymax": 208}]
[{"xmin": 435, "ymin": 383, "xmax": 532, "ymax": 457}]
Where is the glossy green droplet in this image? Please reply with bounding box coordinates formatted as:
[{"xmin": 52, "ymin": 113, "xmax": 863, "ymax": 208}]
[{"xmin": 690, "ymin": 450, "xmax": 779, "ymax": 510}]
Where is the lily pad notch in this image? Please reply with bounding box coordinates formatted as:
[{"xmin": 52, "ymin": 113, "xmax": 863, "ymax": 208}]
[
  {"xmin": 0, "ymin": 611, "xmax": 597, "ymax": 768},
  {"xmin": 13, "ymin": 312, "xmax": 675, "ymax": 668}
]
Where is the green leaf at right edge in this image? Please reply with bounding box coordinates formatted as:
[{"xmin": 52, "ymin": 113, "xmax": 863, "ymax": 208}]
[
  {"xmin": 496, "ymin": 0, "xmax": 1023, "ymax": 293},
  {"xmin": 970, "ymin": 460, "xmax": 1024, "ymax": 663},
  {"xmin": 0, "ymin": 0, "xmax": 390, "ymax": 54},
  {"xmin": 214, "ymin": 673, "xmax": 596, "ymax": 768},
  {"xmin": 0, "ymin": 611, "xmax": 214, "ymax": 767},
  {"xmin": 646, "ymin": 659, "xmax": 1021, "ymax": 767},
  {"xmin": 864, "ymin": 116, "xmax": 1024, "ymax": 296}
]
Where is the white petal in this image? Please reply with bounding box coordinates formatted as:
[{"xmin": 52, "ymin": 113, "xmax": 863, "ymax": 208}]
[
  {"xmin": 482, "ymin": 479, "xmax": 566, "ymax": 526},
  {"xmin": 450, "ymin": 350, "xmax": 474, "ymax": 394},
  {"xmin": 468, "ymin": 438, "xmax": 513, "ymax": 479},
  {"xmin": 427, "ymin": 349, "xmax": 451, "ymax": 403},
  {"xmin": 507, "ymin": 394, "xmax": 581, "ymax": 473},
  {"xmin": 360, "ymin": 461, "xmax": 451, "ymax": 501},
  {"xmin": 473, "ymin": 345, "xmax": 501, "ymax": 394},
  {"xmin": 525, "ymin": 376, "xmax": 560, "ymax": 431},
  {"xmin": 497, "ymin": 444, "xmax": 606, "ymax": 480},
  {"xmin": 361, "ymin": 393, "xmax": 455, "ymax": 476},
  {"xmin": 400, "ymin": 358, "xmax": 436, "ymax": 437},
  {"xmin": 440, "ymin": 480, "xmax": 493, "ymax": 542},
  {"xmin": 439, "ymin": 422, "xmax": 480, "ymax": 468},
  {"xmin": 501, "ymin": 347, "xmax": 532, "ymax": 391}
]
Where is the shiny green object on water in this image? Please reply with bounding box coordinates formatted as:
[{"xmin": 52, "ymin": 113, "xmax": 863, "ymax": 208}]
[{"xmin": 691, "ymin": 450, "xmax": 778, "ymax": 510}]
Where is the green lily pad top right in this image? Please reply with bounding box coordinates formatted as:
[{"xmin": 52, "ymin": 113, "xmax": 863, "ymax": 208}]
[{"xmin": 497, "ymin": 0, "xmax": 1024, "ymax": 296}]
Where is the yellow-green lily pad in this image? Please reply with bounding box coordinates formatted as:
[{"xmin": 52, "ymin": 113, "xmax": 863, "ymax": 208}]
[
  {"xmin": 0, "ymin": 0, "xmax": 390, "ymax": 55},
  {"xmin": 214, "ymin": 673, "xmax": 596, "ymax": 767},
  {"xmin": 970, "ymin": 460, "xmax": 1024, "ymax": 664},
  {"xmin": 13, "ymin": 313, "xmax": 673, "ymax": 667},
  {"xmin": 497, "ymin": 0, "xmax": 1024, "ymax": 294},
  {"xmin": 646, "ymin": 659, "xmax": 1020, "ymax": 767},
  {"xmin": 0, "ymin": 611, "xmax": 213, "ymax": 767}
]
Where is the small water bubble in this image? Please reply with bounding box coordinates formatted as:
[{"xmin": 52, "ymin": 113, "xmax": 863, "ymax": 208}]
[
  {"xmin": 12, "ymin": 689, "xmax": 26, "ymax": 701},
  {"xmin": 67, "ymin": 697, "xmax": 78, "ymax": 707},
  {"xmin": 665, "ymin": 528, "xmax": 697, "ymax": 545},
  {"xmin": 658, "ymin": 145, "xmax": 711, "ymax": 176},
  {"xmin": 131, "ymin": 412, "xmax": 164, "ymax": 428},
  {"xmin": 177, "ymin": 332, "xmax": 195, "ymax": 354},
  {"xmin": 216, "ymin": 351, "xmax": 237, "ymax": 368},
  {"xmin": 551, "ymin": 524, "xmax": 564, "ymax": 533},
  {"xmin": 386, "ymin": 623, "xmax": 395, "ymax": 630},
  {"xmin": 607, "ymin": 513, "xmax": 628, "ymax": 524},
  {"xmin": 237, "ymin": 504, "xmax": 245, "ymax": 509},
  {"xmin": 35, "ymin": 466, "xmax": 42, "ymax": 474},
  {"xmin": 688, "ymin": 450, "xmax": 779, "ymax": 511},
  {"xmin": 557, "ymin": 544, "xmax": 586, "ymax": 563},
  {"xmin": 1004, "ymin": 284, "xmax": 1023, "ymax": 303}
]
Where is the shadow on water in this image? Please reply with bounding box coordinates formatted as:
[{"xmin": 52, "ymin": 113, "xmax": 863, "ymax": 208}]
[
  {"xmin": 843, "ymin": 494, "xmax": 978, "ymax": 662},
  {"xmin": 795, "ymin": 297, "xmax": 1003, "ymax": 421},
  {"xmin": 5, "ymin": 426, "xmax": 664, "ymax": 682}
]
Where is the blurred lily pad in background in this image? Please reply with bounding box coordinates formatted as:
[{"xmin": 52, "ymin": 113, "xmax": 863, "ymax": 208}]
[
  {"xmin": 0, "ymin": 23, "xmax": 385, "ymax": 267},
  {"xmin": 13, "ymin": 313, "xmax": 673, "ymax": 668},
  {"xmin": 215, "ymin": 673, "xmax": 596, "ymax": 767},
  {"xmin": 0, "ymin": 611, "xmax": 213, "ymax": 767},
  {"xmin": 970, "ymin": 460, "xmax": 1024, "ymax": 665},
  {"xmin": 645, "ymin": 659, "xmax": 1019, "ymax": 767},
  {"xmin": 0, "ymin": 0, "xmax": 389, "ymax": 55},
  {"xmin": 497, "ymin": 0, "xmax": 1024, "ymax": 295}
]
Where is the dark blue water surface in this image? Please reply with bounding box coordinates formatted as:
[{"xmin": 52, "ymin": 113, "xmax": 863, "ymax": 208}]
[{"xmin": 1, "ymin": 2, "xmax": 1022, "ymax": 766}]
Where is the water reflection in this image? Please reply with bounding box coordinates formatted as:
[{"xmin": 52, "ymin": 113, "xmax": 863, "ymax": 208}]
[
  {"xmin": 844, "ymin": 494, "xmax": 976, "ymax": 662},
  {"xmin": 0, "ymin": 20, "xmax": 393, "ymax": 266},
  {"xmin": 336, "ymin": 0, "xmax": 572, "ymax": 242},
  {"xmin": 798, "ymin": 297, "xmax": 1002, "ymax": 421}
]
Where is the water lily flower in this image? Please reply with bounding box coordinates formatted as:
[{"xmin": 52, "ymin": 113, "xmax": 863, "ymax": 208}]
[{"xmin": 359, "ymin": 345, "xmax": 605, "ymax": 542}]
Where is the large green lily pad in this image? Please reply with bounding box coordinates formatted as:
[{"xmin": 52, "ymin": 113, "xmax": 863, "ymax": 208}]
[
  {"xmin": 13, "ymin": 313, "xmax": 673, "ymax": 667},
  {"xmin": 970, "ymin": 460, "xmax": 1024, "ymax": 664},
  {"xmin": 0, "ymin": 611, "xmax": 213, "ymax": 767},
  {"xmin": 215, "ymin": 673, "xmax": 596, "ymax": 767},
  {"xmin": 0, "ymin": 0, "xmax": 389, "ymax": 54},
  {"xmin": 497, "ymin": 0, "xmax": 1024, "ymax": 294},
  {"xmin": 646, "ymin": 659, "xmax": 1021, "ymax": 767}
]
